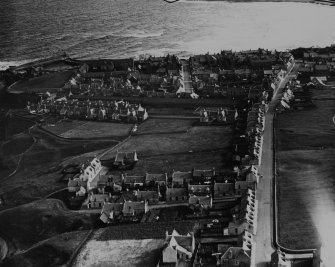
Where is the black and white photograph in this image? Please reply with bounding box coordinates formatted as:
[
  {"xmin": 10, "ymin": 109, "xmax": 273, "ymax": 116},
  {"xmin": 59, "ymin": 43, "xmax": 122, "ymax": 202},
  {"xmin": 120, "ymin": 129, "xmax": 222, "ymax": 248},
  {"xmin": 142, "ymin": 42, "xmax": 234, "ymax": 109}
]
[{"xmin": 0, "ymin": 0, "xmax": 335, "ymax": 266}]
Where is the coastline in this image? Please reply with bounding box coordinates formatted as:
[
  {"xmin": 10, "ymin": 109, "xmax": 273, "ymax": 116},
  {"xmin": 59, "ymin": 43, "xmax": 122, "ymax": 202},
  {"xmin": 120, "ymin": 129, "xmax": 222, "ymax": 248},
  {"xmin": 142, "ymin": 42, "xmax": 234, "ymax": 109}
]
[{"xmin": 184, "ymin": 0, "xmax": 334, "ymax": 6}]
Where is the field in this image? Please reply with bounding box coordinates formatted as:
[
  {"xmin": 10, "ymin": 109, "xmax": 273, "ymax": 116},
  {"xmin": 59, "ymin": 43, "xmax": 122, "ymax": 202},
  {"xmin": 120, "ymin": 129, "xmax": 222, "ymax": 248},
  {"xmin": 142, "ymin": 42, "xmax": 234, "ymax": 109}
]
[
  {"xmin": 0, "ymin": 199, "xmax": 95, "ymax": 257},
  {"xmin": 8, "ymin": 71, "xmax": 74, "ymax": 93},
  {"xmin": 1, "ymin": 230, "xmax": 90, "ymax": 267},
  {"xmin": 74, "ymin": 239, "xmax": 164, "ymax": 267},
  {"xmin": 137, "ymin": 118, "xmax": 196, "ymax": 134},
  {"xmin": 147, "ymin": 107, "xmax": 197, "ymax": 116},
  {"xmin": 43, "ymin": 120, "xmax": 86, "ymax": 136},
  {"xmin": 0, "ymin": 124, "xmax": 118, "ymax": 209},
  {"xmin": 43, "ymin": 120, "xmax": 132, "ymax": 139},
  {"xmin": 276, "ymin": 87, "xmax": 335, "ymax": 249},
  {"xmin": 101, "ymin": 124, "xmax": 234, "ymax": 174}
]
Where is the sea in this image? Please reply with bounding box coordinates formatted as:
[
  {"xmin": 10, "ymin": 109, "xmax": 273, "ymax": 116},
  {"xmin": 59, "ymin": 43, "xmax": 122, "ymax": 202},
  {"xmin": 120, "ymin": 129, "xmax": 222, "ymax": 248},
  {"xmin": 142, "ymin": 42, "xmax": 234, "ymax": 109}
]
[{"xmin": 0, "ymin": 0, "xmax": 335, "ymax": 69}]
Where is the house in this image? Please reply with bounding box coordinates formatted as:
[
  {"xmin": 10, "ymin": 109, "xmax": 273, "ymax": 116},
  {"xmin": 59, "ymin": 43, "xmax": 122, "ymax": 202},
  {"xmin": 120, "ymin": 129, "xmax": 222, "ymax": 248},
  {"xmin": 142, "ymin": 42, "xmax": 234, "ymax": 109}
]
[
  {"xmin": 145, "ymin": 173, "xmax": 168, "ymax": 187},
  {"xmin": 235, "ymin": 181, "xmax": 256, "ymax": 196},
  {"xmin": 171, "ymin": 171, "xmax": 193, "ymax": 187},
  {"xmin": 137, "ymin": 109, "xmax": 149, "ymax": 122},
  {"xmin": 159, "ymin": 230, "xmax": 195, "ymax": 266},
  {"xmin": 122, "ymin": 174, "xmax": 145, "ymax": 189},
  {"xmin": 99, "ymin": 202, "xmax": 124, "ymax": 223},
  {"xmin": 214, "ymin": 182, "xmax": 235, "ymax": 198},
  {"xmin": 188, "ymin": 184, "xmax": 211, "ymax": 196},
  {"xmin": 166, "ymin": 188, "xmax": 188, "ymax": 203},
  {"xmin": 189, "ymin": 195, "xmax": 212, "ymax": 210},
  {"xmin": 228, "ymin": 190, "xmax": 257, "ymax": 235},
  {"xmin": 96, "ymin": 175, "xmax": 113, "ymax": 192},
  {"xmin": 68, "ymin": 178, "xmax": 80, "ymax": 192},
  {"xmin": 114, "ymin": 151, "xmax": 138, "ymax": 166},
  {"xmin": 192, "ymin": 168, "xmax": 215, "ymax": 184},
  {"xmin": 220, "ymin": 247, "xmax": 251, "ymax": 267},
  {"xmin": 88, "ymin": 193, "xmax": 110, "ymax": 209},
  {"xmin": 135, "ymin": 190, "xmax": 159, "ymax": 204},
  {"xmin": 122, "ymin": 200, "xmax": 148, "ymax": 218},
  {"xmin": 79, "ymin": 157, "xmax": 102, "ymax": 190}
]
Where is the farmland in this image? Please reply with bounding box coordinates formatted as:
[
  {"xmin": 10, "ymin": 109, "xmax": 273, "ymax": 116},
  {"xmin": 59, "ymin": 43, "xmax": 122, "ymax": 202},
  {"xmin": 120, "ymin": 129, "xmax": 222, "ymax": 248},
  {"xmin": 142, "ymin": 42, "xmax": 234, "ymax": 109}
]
[{"xmin": 276, "ymin": 87, "xmax": 335, "ymax": 249}]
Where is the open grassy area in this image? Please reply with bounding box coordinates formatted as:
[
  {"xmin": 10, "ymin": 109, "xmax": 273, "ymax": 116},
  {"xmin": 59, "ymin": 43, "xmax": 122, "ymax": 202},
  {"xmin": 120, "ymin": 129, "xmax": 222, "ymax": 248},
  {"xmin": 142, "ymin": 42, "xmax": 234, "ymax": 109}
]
[
  {"xmin": 0, "ymin": 199, "xmax": 95, "ymax": 257},
  {"xmin": 147, "ymin": 107, "xmax": 196, "ymax": 116},
  {"xmin": 1, "ymin": 230, "xmax": 90, "ymax": 267},
  {"xmin": 74, "ymin": 239, "xmax": 164, "ymax": 267},
  {"xmin": 276, "ymin": 87, "xmax": 335, "ymax": 249},
  {"xmin": 43, "ymin": 120, "xmax": 131, "ymax": 140},
  {"xmin": 101, "ymin": 125, "xmax": 233, "ymax": 174},
  {"xmin": 0, "ymin": 126, "xmax": 118, "ymax": 209},
  {"xmin": 137, "ymin": 118, "xmax": 196, "ymax": 134},
  {"xmin": 9, "ymin": 71, "xmax": 74, "ymax": 92},
  {"xmin": 43, "ymin": 120, "xmax": 86, "ymax": 136},
  {"xmin": 60, "ymin": 121, "xmax": 132, "ymax": 139}
]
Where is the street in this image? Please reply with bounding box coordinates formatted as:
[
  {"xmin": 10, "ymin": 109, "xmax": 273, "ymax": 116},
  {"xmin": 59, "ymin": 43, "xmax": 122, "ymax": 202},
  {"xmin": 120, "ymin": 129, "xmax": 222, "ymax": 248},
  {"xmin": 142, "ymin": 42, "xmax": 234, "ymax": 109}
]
[{"xmin": 254, "ymin": 63, "xmax": 297, "ymax": 266}]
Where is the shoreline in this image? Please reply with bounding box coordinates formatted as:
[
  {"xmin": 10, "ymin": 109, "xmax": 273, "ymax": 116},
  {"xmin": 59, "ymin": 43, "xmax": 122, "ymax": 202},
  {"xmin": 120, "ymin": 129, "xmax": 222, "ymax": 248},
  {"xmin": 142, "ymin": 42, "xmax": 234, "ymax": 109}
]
[{"xmin": 185, "ymin": 0, "xmax": 333, "ymax": 4}]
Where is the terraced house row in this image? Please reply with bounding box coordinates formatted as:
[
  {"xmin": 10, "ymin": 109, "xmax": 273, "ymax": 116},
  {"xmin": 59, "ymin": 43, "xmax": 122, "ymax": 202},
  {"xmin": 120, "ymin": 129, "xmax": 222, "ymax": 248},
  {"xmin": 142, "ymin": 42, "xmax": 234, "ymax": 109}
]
[{"xmin": 28, "ymin": 99, "xmax": 149, "ymax": 123}]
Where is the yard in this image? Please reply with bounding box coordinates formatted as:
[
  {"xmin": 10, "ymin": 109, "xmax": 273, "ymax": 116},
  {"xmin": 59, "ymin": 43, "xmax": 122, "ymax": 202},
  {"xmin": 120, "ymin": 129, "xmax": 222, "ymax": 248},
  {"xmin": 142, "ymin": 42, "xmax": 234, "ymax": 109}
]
[{"xmin": 276, "ymin": 87, "xmax": 335, "ymax": 249}]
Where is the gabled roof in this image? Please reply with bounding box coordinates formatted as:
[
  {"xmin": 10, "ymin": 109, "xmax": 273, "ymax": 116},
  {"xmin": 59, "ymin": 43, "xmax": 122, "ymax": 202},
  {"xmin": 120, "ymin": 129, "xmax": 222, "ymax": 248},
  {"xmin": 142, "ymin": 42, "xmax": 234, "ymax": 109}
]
[
  {"xmin": 90, "ymin": 194, "xmax": 110, "ymax": 203},
  {"xmin": 136, "ymin": 191, "xmax": 158, "ymax": 200},
  {"xmin": 174, "ymin": 236, "xmax": 193, "ymax": 251},
  {"xmin": 188, "ymin": 184, "xmax": 211, "ymax": 194},
  {"xmin": 145, "ymin": 173, "xmax": 167, "ymax": 182},
  {"xmin": 214, "ymin": 182, "xmax": 235, "ymax": 194},
  {"xmin": 102, "ymin": 202, "xmax": 124, "ymax": 214},
  {"xmin": 189, "ymin": 195, "xmax": 212, "ymax": 206},
  {"xmin": 192, "ymin": 169, "xmax": 214, "ymax": 177},
  {"xmin": 68, "ymin": 179, "xmax": 79, "ymax": 187},
  {"xmin": 172, "ymin": 171, "xmax": 192, "ymax": 182},
  {"xmin": 166, "ymin": 188, "xmax": 187, "ymax": 197},
  {"xmin": 123, "ymin": 201, "xmax": 146, "ymax": 212},
  {"xmin": 222, "ymin": 247, "xmax": 251, "ymax": 260},
  {"xmin": 115, "ymin": 151, "xmax": 137, "ymax": 163},
  {"xmin": 124, "ymin": 174, "xmax": 145, "ymax": 184}
]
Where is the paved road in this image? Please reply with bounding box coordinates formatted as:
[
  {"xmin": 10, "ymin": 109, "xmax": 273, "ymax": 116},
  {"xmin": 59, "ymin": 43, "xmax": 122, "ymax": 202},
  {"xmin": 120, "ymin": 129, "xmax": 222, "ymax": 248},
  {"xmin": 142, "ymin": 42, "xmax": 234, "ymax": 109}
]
[
  {"xmin": 254, "ymin": 64, "xmax": 297, "ymax": 266},
  {"xmin": 181, "ymin": 60, "xmax": 193, "ymax": 94}
]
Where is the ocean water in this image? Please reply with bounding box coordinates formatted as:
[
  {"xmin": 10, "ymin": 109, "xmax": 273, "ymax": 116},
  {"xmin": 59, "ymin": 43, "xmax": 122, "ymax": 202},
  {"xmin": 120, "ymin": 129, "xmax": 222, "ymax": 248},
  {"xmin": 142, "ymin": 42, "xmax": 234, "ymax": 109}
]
[{"xmin": 0, "ymin": 0, "xmax": 335, "ymax": 69}]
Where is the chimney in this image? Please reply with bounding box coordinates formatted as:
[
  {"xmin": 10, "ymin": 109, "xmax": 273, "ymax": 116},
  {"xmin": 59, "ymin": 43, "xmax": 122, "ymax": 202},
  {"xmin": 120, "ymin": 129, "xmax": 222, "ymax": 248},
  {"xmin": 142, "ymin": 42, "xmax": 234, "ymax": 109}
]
[{"xmin": 232, "ymin": 214, "xmax": 237, "ymax": 222}]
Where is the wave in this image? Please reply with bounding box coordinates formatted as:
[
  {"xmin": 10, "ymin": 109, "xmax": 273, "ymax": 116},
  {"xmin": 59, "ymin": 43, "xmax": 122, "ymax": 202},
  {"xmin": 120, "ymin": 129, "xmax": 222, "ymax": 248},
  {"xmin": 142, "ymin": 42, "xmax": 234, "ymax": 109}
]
[{"xmin": 117, "ymin": 30, "xmax": 165, "ymax": 38}]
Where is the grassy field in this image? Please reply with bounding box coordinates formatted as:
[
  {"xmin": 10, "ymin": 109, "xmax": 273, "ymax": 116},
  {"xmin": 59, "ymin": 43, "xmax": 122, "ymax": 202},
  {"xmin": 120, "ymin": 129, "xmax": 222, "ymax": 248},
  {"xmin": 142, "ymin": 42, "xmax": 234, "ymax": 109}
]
[
  {"xmin": 74, "ymin": 239, "xmax": 164, "ymax": 267},
  {"xmin": 137, "ymin": 118, "xmax": 196, "ymax": 134},
  {"xmin": 0, "ymin": 126, "xmax": 118, "ymax": 209},
  {"xmin": 97, "ymin": 221, "xmax": 197, "ymax": 240},
  {"xmin": 43, "ymin": 120, "xmax": 86, "ymax": 136},
  {"xmin": 60, "ymin": 121, "xmax": 132, "ymax": 139},
  {"xmin": 0, "ymin": 199, "xmax": 95, "ymax": 256},
  {"xmin": 147, "ymin": 107, "xmax": 196, "ymax": 116},
  {"xmin": 43, "ymin": 120, "xmax": 132, "ymax": 140},
  {"xmin": 9, "ymin": 71, "xmax": 74, "ymax": 92},
  {"xmin": 101, "ymin": 125, "xmax": 233, "ymax": 174},
  {"xmin": 276, "ymin": 87, "xmax": 335, "ymax": 249},
  {"xmin": 1, "ymin": 230, "xmax": 90, "ymax": 267}
]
